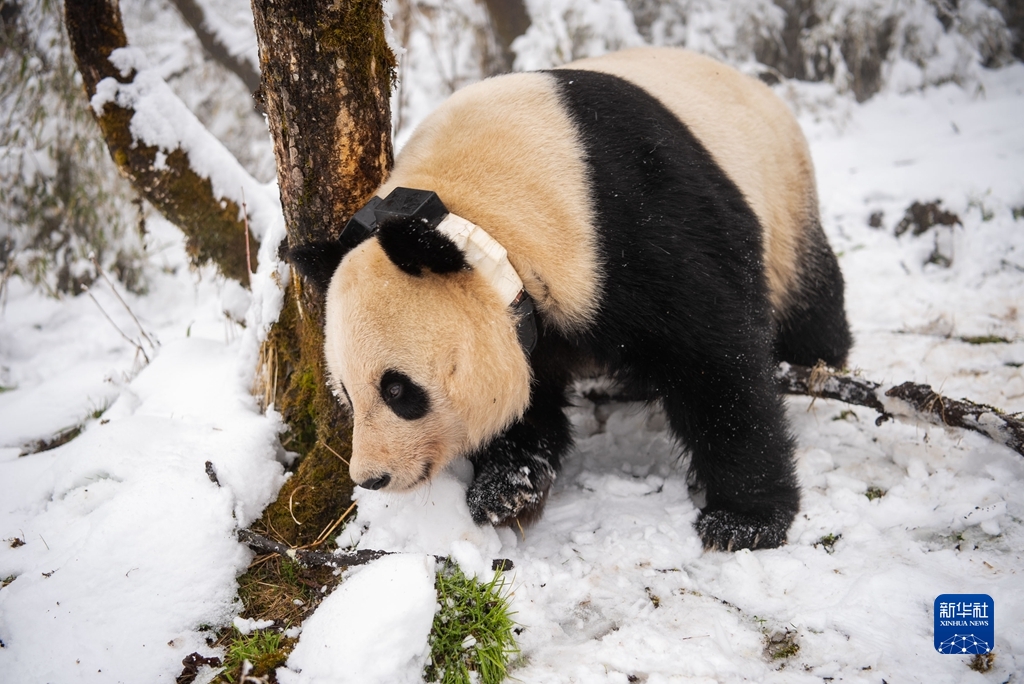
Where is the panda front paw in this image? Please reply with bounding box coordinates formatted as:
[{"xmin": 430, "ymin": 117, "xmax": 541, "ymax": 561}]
[
  {"xmin": 695, "ymin": 507, "xmax": 794, "ymax": 551},
  {"xmin": 467, "ymin": 457, "xmax": 556, "ymax": 528}
]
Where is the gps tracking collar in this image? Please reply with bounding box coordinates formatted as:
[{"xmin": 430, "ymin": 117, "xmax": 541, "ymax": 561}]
[{"xmin": 343, "ymin": 187, "xmax": 538, "ymax": 355}]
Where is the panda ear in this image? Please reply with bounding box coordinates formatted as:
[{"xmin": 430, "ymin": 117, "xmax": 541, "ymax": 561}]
[
  {"xmin": 376, "ymin": 217, "xmax": 468, "ymax": 277},
  {"xmin": 374, "ymin": 188, "xmax": 468, "ymax": 277},
  {"xmin": 287, "ymin": 196, "xmax": 383, "ymax": 291},
  {"xmin": 286, "ymin": 241, "xmax": 350, "ymax": 292}
]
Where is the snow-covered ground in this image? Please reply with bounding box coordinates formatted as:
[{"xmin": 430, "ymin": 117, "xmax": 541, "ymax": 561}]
[{"xmin": 2, "ymin": 33, "xmax": 1023, "ymax": 684}]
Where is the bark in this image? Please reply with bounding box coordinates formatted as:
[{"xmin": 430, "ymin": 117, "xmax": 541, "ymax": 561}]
[
  {"xmin": 64, "ymin": 0, "xmax": 252, "ymax": 282},
  {"xmin": 168, "ymin": 0, "xmax": 262, "ymax": 94},
  {"xmin": 584, "ymin": 363, "xmax": 1024, "ymax": 458},
  {"xmin": 251, "ymin": 0, "xmax": 394, "ymax": 244},
  {"xmin": 250, "ymin": 0, "xmax": 396, "ymax": 546}
]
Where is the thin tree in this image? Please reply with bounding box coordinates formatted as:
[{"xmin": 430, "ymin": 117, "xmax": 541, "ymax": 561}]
[
  {"xmin": 64, "ymin": 0, "xmax": 253, "ymax": 283},
  {"xmin": 65, "ymin": 0, "xmax": 396, "ymax": 546},
  {"xmin": 249, "ymin": 0, "xmax": 396, "ymax": 545}
]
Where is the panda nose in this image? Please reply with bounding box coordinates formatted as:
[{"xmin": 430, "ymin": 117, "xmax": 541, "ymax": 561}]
[{"xmin": 359, "ymin": 474, "xmax": 391, "ymax": 490}]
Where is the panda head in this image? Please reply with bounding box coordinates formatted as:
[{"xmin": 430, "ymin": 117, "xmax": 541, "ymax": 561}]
[{"xmin": 289, "ymin": 189, "xmax": 535, "ymax": 492}]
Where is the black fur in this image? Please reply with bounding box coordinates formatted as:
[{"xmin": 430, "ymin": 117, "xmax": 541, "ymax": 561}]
[
  {"xmin": 467, "ymin": 70, "xmax": 850, "ymax": 550},
  {"xmin": 467, "ymin": 336, "xmax": 574, "ymax": 526},
  {"xmin": 286, "ymin": 241, "xmax": 350, "ymax": 292},
  {"xmin": 774, "ymin": 219, "xmax": 853, "ymax": 367},
  {"xmin": 380, "ymin": 369, "xmax": 431, "ymax": 420},
  {"xmin": 376, "ymin": 216, "xmax": 468, "ymax": 276}
]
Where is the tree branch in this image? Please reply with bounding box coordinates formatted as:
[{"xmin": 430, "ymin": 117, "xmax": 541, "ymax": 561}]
[
  {"xmin": 775, "ymin": 362, "xmax": 889, "ymax": 419},
  {"xmin": 583, "ymin": 363, "xmax": 1024, "ymax": 458},
  {"xmin": 777, "ymin": 362, "xmax": 1024, "ymax": 456},
  {"xmin": 168, "ymin": 0, "xmax": 261, "ymax": 94},
  {"xmin": 237, "ymin": 528, "xmax": 513, "ymax": 572},
  {"xmin": 64, "ymin": 0, "xmax": 255, "ymax": 282}
]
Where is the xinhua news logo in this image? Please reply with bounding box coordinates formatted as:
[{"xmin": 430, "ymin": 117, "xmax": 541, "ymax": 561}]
[{"xmin": 934, "ymin": 594, "xmax": 994, "ymax": 655}]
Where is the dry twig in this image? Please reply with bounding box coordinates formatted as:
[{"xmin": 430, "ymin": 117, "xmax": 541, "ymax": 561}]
[
  {"xmin": 236, "ymin": 528, "xmax": 513, "ymax": 571},
  {"xmin": 82, "ymin": 286, "xmax": 150, "ymax": 364},
  {"xmin": 90, "ymin": 253, "xmax": 156, "ymax": 351}
]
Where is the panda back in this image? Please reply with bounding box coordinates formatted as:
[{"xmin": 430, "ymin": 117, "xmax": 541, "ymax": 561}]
[
  {"xmin": 561, "ymin": 48, "xmax": 815, "ymax": 309},
  {"xmin": 382, "ymin": 48, "xmax": 815, "ymax": 330}
]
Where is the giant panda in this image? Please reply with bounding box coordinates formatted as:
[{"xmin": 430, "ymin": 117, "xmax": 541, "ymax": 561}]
[{"xmin": 289, "ymin": 47, "xmax": 852, "ymax": 551}]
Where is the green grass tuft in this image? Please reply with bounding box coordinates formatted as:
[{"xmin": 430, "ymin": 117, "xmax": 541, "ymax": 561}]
[
  {"xmin": 765, "ymin": 629, "xmax": 800, "ymax": 660},
  {"xmin": 814, "ymin": 533, "xmax": 842, "ymax": 554},
  {"xmin": 865, "ymin": 486, "xmax": 886, "ymax": 501},
  {"xmin": 960, "ymin": 335, "xmax": 1011, "ymax": 345},
  {"xmin": 220, "ymin": 628, "xmax": 292, "ymax": 682},
  {"xmin": 425, "ymin": 564, "xmax": 519, "ymax": 684}
]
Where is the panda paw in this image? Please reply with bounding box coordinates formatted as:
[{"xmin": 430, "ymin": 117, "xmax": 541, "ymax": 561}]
[
  {"xmin": 467, "ymin": 457, "xmax": 556, "ymax": 528},
  {"xmin": 695, "ymin": 507, "xmax": 794, "ymax": 551}
]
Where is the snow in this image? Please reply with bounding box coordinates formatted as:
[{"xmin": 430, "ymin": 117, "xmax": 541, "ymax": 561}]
[
  {"xmin": 0, "ymin": 213, "xmax": 289, "ymax": 681},
  {"xmin": 2, "ymin": 5, "xmax": 1024, "ymax": 684},
  {"xmin": 277, "ymin": 554, "xmax": 437, "ymax": 684}
]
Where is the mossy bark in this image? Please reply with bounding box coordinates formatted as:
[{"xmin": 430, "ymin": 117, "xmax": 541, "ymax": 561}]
[
  {"xmin": 63, "ymin": 0, "xmax": 252, "ymax": 282},
  {"xmin": 250, "ymin": 0, "xmax": 396, "ymax": 546},
  {"xmin": 65, "ymin": 0, "xmax": 395, "ymax": 546}
]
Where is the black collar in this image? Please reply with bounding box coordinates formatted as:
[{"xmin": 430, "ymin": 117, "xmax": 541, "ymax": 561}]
[{"xmin": 343, "ymin": 188, "xmax": 538, "ymax": 355}]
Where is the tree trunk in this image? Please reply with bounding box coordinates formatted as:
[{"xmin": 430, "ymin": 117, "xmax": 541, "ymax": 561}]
[
  {"xmin": 481, "ymin": 0, "xmax": 531, "ymax": 72},
  {"xmin": 64, "ymin": 0, "xmax": 253, "ymax": 282},
  {"xmin": 250, "ymin": 0, "xmax": 396, "ymax": 546},
  {"xmin": 65, "ymin": 0, "xmax": 396, "ymax": 545}
]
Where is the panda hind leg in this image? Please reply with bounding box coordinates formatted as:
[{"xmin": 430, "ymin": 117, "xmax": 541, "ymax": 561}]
[
  {"xmin": 465, "ymin": 379, "xmax": 572, "ymax": 529},
  {"xmin": 661, "ymin": 367, "xmax": 800, "ymax": 551}
]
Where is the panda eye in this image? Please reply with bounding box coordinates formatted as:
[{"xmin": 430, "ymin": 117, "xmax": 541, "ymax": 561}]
[
  {"xmin": 379, "ymin": 369, "xmax": 430, "ymax": 420},
  {"xmin": 385, "ymin": 381, "xmax": 403, "ymax": 400}
]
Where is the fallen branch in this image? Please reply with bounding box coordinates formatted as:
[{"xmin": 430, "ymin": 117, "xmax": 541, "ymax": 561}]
[
  {"xmin": 581, "ymin": 363, "xmax": 1024, "ymax": 458},
  {"xmin": 775, "ymin": 362, "xmax": 889, "ymax": 422},
  {"xmin": 880, "ymin": 380, "xmax": 1024, "ymax": 457},
  {"xmin": 237, "ymin": 528, "xmax": 514, "ymax": 572},
  {"xmin": 777, "ymin": 362, "xmax": 1024, "ymax": 457}
]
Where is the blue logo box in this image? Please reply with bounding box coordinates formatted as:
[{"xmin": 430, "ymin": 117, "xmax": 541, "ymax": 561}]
[{"xmin": 934, "ymin": 594, "xmax": 994, "ymax": 654}]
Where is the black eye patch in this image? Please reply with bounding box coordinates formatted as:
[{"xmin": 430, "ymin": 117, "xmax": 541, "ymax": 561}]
[{"xmin": 379, "ymin": 370, "xmax": 430, "ymax": 420}]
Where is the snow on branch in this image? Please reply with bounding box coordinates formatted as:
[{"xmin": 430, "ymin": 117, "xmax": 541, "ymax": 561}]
[{"xmin": 64, "ymin": 0, "xmax": 279, "ymax": 283}]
